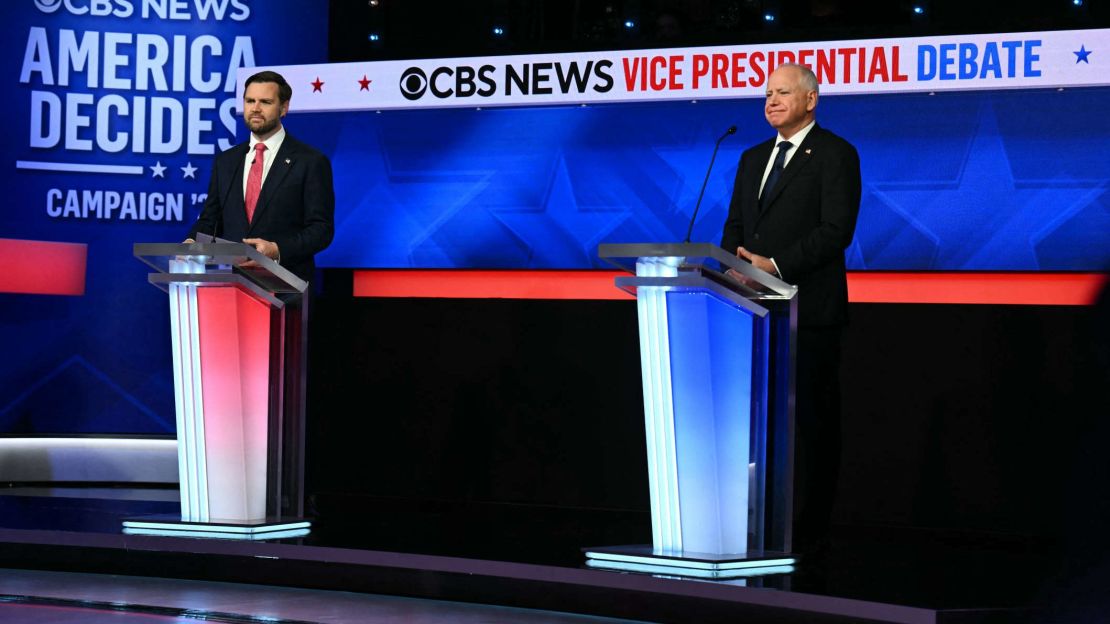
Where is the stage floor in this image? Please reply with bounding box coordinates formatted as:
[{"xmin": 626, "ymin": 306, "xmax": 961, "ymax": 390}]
[
  {"xmin": 0, "ymin": 487, "xmax": 1061, "ymax": 624},
  {"xmin": 0, "ymin": 567, "xmax": 647, "ymax": 624}
]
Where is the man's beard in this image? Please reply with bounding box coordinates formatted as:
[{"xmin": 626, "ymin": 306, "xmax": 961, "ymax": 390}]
[{"xmin": 247, "ymin": 116, "xmax": 279, "ymax": 136}]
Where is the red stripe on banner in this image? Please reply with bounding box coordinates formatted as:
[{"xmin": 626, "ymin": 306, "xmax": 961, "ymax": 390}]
[
  {"xmin": 353, "ymin": 270, "xmax": 634, "ymax": 300},
  {"xmin": 0, "ymin": 238, "xmax": 87, "ymax": 296},
  {"xmin": 352, "ymin": 270, "xmax": 1107, "ymax": 306},
  {"xmin": 847, "ymin": 272, "xmax": 1107, "ymax": 306}
]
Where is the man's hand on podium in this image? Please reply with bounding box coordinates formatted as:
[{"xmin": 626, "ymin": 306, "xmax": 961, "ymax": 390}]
[
  {"xmin": 725, "ymin": 268, "xmax": 761, "ymax": 290},
  {"xmin": 736, "ymin": 246, "xmax": 778, "ymax": 276},
  {"xmin": 172, "ymin": 238, "xmax": 198, "ymax": 263},
  {"xmin": 241, "ymin": 238, "xmax": 280, "ymax": 268}
]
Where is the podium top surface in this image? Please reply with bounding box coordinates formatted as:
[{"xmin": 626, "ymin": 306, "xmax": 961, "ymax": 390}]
[
  {"xmin": 134, "ymin": 242, "xmax": 308, "ymax": 295},
  {"xmin": 598, "ymin": 242, "xmax": 797, "ymax": 300}
]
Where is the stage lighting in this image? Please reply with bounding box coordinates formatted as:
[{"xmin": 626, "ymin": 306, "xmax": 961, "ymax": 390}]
[
  {"xmin": 368, "ymin": 33, "xmax": 380, "ymax": 41},
  {"xmin": 493, "ymin": 26, "xmax": 505, "ymax": 36},
  {"xmin": 913, "ymin": 5, "xmax": 925, "ymax": 14},
  {"xmin": 624, "ymin": 20, "xmax": 635, "ymax": 28},
  {"xmin": 1072, "ymin": 0, "xmax": 1083, "ymax": 6},
  {"xmin": 368, "ymin": 0, "xmax": 379, "ymax": 6},
  {"xmin": 764, "ymin": 13, "xmax": 776, "ymax": 22}
]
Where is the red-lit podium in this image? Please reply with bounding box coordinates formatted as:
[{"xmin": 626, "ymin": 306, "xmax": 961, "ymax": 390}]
[{"xmin": 128, "ymin": 241, "xmax": 310, "ymax": 539}]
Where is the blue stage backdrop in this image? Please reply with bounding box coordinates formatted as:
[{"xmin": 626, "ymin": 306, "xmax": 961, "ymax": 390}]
[
  {"xmin": 2, "ymin": 17, "xmax": 1107, "ymax": 436},
  {"xmin": 0, "ymin": 1, "xmax": 326, "ymax": 435},
  {"xmin": 283, "ymin": 86, "xmax": 1110, "ymax": 272}
]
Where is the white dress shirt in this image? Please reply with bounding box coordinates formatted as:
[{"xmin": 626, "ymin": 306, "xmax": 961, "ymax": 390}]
[
  {"xmin": 756, "ymin": 120, "xmax": 815, "ymax": 280},
  {"xmin": 758, "ymin": 120, "xmax": 816, "ymax": 198},
  {"xmin": 242, "ymin": 126, "xmax": 287, "ymax": 197}
]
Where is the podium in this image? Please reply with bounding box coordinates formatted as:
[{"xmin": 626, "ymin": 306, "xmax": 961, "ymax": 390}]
[
  {"xmin": 585, "ymin": 243, "xmax": 798, "ymax": 578},
  {"xmin": 126, "ymin": 241, "xmax": 311, "ymax": 540}
]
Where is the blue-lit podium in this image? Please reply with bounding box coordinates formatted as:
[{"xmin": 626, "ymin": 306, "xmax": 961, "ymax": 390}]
[{"xmin": 586, "ymin": 243, "xmax": 798, "ymax": 578}]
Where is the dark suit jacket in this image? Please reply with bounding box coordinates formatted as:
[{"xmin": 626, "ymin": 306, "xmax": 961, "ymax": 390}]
[
  {"xmin": 189, "ymin": 132, "xmax": 335, "ymax": 282},
  {"xmin": 721, "ymin": 124, "xmax": 861, "ymax": 327}
]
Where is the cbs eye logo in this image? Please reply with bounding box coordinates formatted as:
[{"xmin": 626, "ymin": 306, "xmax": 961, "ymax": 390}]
[
  {"xmin": 35, "ymin": 0, "xmax": 63, "ymax": 12},
  {"xmin": 399, "ymin": 68, "xmax": 428, "ymax": 101}
]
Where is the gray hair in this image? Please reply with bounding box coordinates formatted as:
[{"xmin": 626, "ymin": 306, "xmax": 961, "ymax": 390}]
[{"xmin": 777, "ymin": 63, "xmax": 819, "ymax": 95}]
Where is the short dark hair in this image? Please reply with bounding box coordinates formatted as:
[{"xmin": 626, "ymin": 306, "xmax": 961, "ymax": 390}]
[{"xmin": 244, "ymin": 70, "xmax": 292, "ymax": 103}]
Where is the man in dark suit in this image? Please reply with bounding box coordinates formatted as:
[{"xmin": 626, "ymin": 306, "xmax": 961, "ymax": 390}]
[
  {"xmin": 721, "ymin": 63, "xmax": 861, "ymax": 559},
  {"xmin": 187, "ymin": 70, "xmax": 334, "ymax": 282},
  {"xmin": 185, "ymin": 70, "xmax": 333, "ymax": 518}
]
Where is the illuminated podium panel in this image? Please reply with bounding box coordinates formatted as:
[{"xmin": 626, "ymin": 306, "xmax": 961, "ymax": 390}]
[
  {"xmin": 128, "ymin": 241, "xmax": 311, "ymax": 540},
  {"xmin": 586, "ymin": 243, "xmax": 798, "ymax": 578}
]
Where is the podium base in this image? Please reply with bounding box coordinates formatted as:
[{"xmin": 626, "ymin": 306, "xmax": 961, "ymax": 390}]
[
  {"xmin": 583, "ymin": 545, "xmax": 796, "ymax": 579},
  {"xmin": 122, "ymin": 515, "xmax": 311, "ymax": 540}
]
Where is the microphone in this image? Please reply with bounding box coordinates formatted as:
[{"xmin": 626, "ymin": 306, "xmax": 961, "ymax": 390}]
[{"xmin": 683, "ymin": 125, "xmax": 737, "ymax": 243}]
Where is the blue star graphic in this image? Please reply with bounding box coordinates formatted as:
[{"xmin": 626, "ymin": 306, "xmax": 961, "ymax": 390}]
[
  {"xmin": 1074, "ymin": 45, "xmax": 1092, "ymax": 64},
  {"xmin": 867, "ymin": 102, "xmax": 1095, "ymax": 269},
  {"xmin": 492, "ymin": 155, "xmax": 630, "ymax": 267},
  {"xmin": 653, "ymin": 137, "xmax": 742, "ymax": 243},
  {"xmin": 323, "ymin": 120, "xmax": 493, "ymax": 267}
]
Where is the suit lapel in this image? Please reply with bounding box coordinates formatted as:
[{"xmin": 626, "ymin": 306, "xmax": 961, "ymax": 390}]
[
  {"xmin": 747, "ymin": 140, "xmax": 775, "ymax": 211},
  {"xmin": 760, "ymin": 126, "xmax": 820, "ymax": 214},
  {"xmin": 222, "ymin": 143, "xmax": 249, "ymax": 211},
  {"xmin": 248, "ymin": 137, "xmax": 297, "ymax": 229}
]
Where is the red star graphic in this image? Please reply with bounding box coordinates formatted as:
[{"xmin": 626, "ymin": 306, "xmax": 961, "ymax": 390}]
[
  {"xmin": 311, "ymin": 77, "xmax": 324, "ymax": 93},
  {"xmin": 358, "ymin": 75, "xmax": 372, "ymax": 91}
]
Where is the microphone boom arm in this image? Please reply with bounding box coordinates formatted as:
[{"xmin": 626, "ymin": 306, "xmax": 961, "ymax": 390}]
[{"xmin": 683, "ymin": 125, "xmax": 737, "ymax": 244}]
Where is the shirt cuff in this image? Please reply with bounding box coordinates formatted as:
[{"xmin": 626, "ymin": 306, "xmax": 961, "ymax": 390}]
[{"xmin": 770, "ymin": 258, "xmax": 782, "ymax": 280}]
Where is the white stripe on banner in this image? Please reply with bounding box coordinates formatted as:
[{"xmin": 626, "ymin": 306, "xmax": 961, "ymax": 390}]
[
  {"xmin": 16, "ymin": 161, "xmax": 145, "ymax": 175},
  {"xmin": 238, "ymin": 28, "xmax": 1109, "ymax": 112}
]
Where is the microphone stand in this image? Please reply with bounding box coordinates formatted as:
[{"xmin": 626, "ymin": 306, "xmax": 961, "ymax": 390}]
[{"xmin": 683, "ymin": 125, "xmax": 737, "ymax": 243}]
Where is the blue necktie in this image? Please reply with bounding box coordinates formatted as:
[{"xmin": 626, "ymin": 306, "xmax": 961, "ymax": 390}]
[{"xmin": 760, "ymin": 140, "xmax": 794, "ymax": 210}]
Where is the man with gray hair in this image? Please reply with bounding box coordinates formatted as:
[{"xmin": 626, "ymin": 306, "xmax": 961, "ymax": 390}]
[{"xmin": 720, "ymin": 62, "xmax": 862, "ymax": 563}]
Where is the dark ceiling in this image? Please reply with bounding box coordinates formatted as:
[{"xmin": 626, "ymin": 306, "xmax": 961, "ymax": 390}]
[{"xmin": 329, "ymin": 0, "xmax": 1109, "ymax": 62}]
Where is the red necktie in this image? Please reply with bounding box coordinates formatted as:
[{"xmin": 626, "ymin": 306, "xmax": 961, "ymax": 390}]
[{"xmin": 245, "ymin": 142, "xmax": 267, "ymax": 223}]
